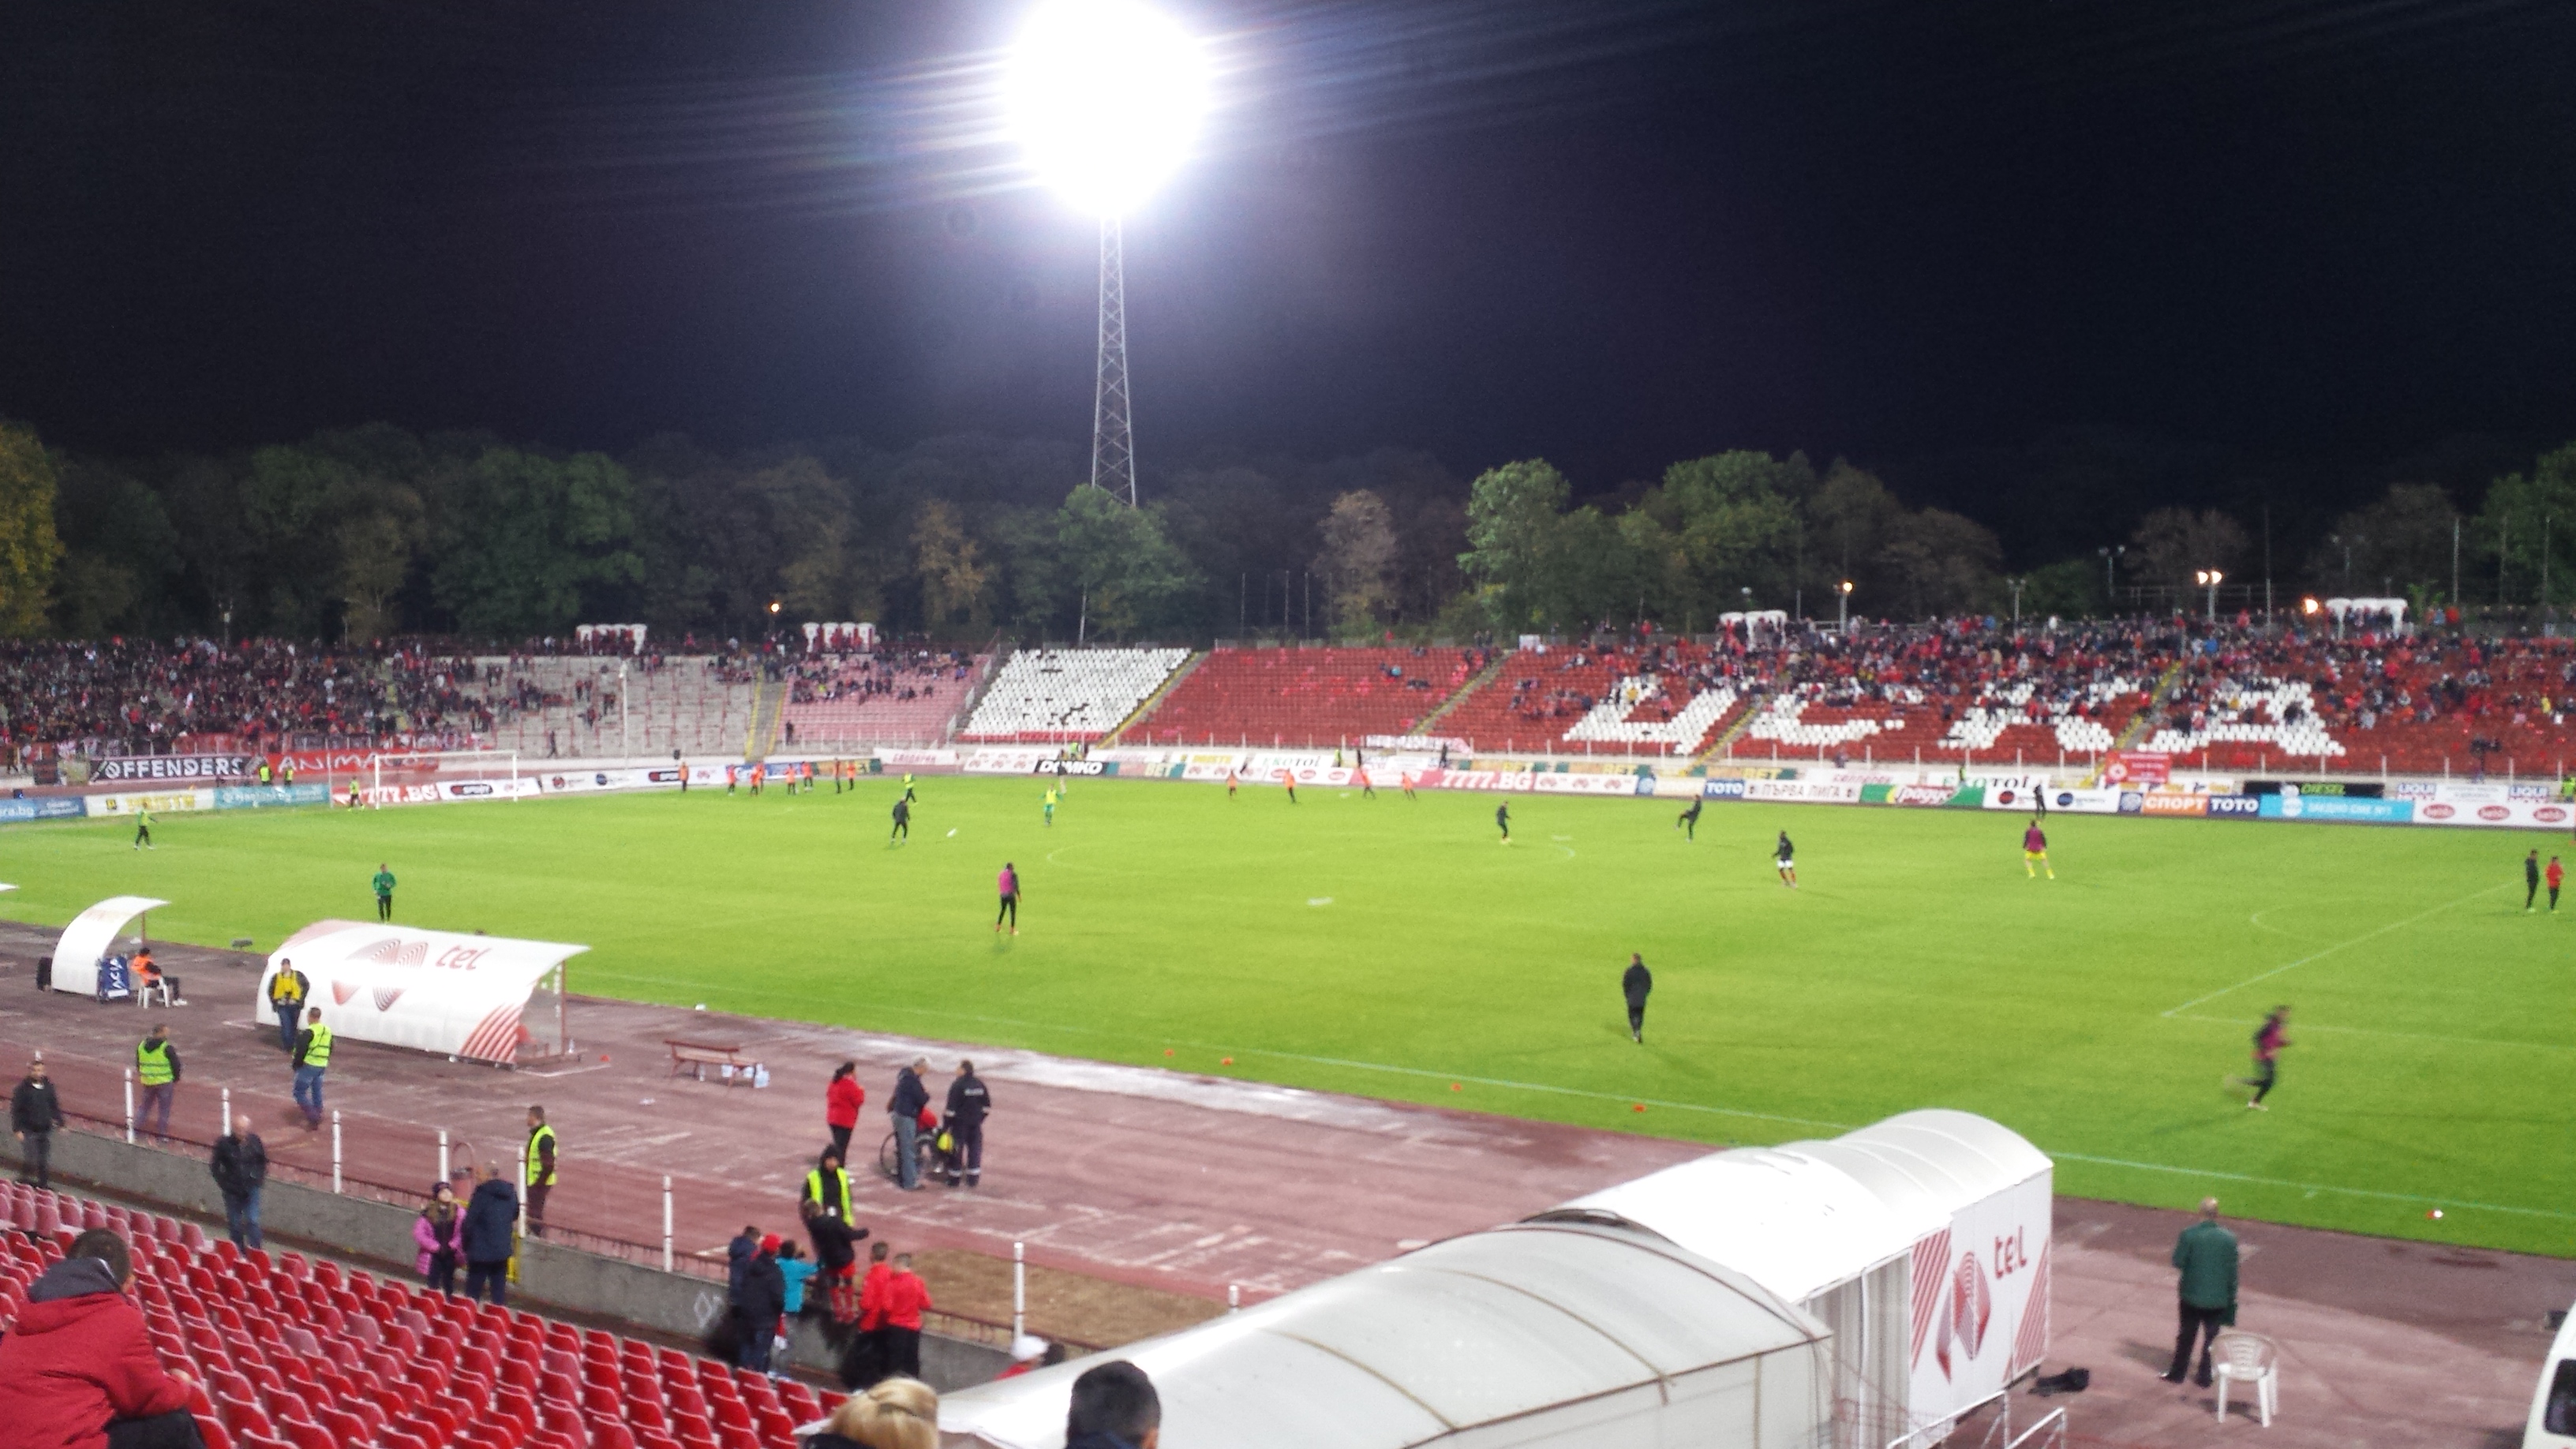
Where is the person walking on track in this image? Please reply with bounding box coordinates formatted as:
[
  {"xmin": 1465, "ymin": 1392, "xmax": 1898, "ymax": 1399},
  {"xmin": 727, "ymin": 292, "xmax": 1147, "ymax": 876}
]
[
  {"xmin": 523, "ymin": 1106, "xmax": 557, "ymax": 1238},
  {"xmin": 372, "ymin": 863, "xmax": 397, "ymax": 920},
  {"xmin": 994, "ymin": 863, "xmax": 1020, "ymax": 935},
  {"xmin": 268, "ymin": 960, "xmax": 309, "ymax": 1054},
  {"xmin": 290, "ymin": 1007, "xmax": 332, "ymax": 1129},
  {"xmin": 134, "ymin": 1024, "xmax": 181, "ymax": 1142},
  {"xmin": 1621, "ymin": 954, "xmax": 1652, "ymax": 1044},
  {"xmin": 2162, "ymin": 1197, "xmax": 2239, "ymax": 1387},
  {"xmin": 825, "ymin": 1061, "xmax": 865, "ymax": 1159},
  {"xmin": 11, "ymin": 1059, "xmax": 62, "ymax": 1189},
  {"xmin": 943, "ymin": 1061, "xmax": 991, "ymax": 1189}
]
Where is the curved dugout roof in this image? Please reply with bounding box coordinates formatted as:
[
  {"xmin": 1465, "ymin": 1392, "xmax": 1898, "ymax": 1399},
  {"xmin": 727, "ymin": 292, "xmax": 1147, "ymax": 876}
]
[
  {"xmin": 937, "ymin": 1220, "xmax": 1828, "ymax": 1449},
  {"xmin": 51, "ymin": 896, "xmax": 167, "ymax": 996},
  {"xmin": 1540, "ymin": 1110, "xmax": 2051, "ymax": 1305}
]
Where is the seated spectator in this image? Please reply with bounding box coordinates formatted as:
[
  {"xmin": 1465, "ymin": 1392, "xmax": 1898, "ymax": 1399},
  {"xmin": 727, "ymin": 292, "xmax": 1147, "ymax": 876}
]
[
  {"xmin": 806, "ymin": 1375, "xmax": 937, "ymax": 1449},
  {"xmin": 1066, "ymin": 1360, "xmax": 1161, "ymax": 1449},
  {"xmin": 0, "ymin": 1227, "xmax": 199, "ymax": 1449}
]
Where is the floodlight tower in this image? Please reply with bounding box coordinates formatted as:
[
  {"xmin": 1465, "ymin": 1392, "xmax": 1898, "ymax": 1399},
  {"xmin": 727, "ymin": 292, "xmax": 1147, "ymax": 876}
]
[{"xmin": 1009, "ymin": 0, "xmax": 1211, "ymax": 507}]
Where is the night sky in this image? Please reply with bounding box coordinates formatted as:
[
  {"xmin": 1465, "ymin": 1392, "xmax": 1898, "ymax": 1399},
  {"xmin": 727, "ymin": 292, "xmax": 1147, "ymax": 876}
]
[{"xmin": 6, "ymin": 0, "xmax": 2574, "ymax": 522}]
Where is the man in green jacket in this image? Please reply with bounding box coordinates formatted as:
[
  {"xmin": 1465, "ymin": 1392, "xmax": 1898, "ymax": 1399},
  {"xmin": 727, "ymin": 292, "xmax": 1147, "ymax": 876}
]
[{"xmin": 2163, "ymin": 1196, "xmax": 2238, "ymax": 1387}]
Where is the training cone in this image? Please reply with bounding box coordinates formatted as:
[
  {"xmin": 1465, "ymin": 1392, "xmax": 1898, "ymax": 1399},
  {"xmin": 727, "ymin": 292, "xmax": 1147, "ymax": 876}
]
[
  {"xmin": 1220, "ymin": 1056, "xmax": 1234, "ymax": 1066},
  {"xmin": 1632, "ymin": 1103, "xmax": 1646, "ymax": 1113}
]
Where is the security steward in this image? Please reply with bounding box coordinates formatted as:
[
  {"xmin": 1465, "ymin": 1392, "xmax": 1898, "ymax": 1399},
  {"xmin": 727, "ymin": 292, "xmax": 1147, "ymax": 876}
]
[
  {"xmin": 290, "ymin": 1008, "xmax": 331, "ymax": 1129},
  {"xmin": 802, "ymin": 1147, "xmax": 856, "ymax": 1222},
  {"xmin": 524, "ymin": 1106, "xmax": 558, "ymax": 1237},
  {"xmin": 943, "ymin": 1060, "xmax": 991, "ymax": 1189},
  {"xmin": 267, "ymin": 959, "xmax": 309, "ymax": 1054},
  {"xmin": 255, "ymin": 757, "xmax": 274, "ymax": 786},
  {"xmin": 135, "ymin": 1024, "xmax": 181, "ymax": 1142}
]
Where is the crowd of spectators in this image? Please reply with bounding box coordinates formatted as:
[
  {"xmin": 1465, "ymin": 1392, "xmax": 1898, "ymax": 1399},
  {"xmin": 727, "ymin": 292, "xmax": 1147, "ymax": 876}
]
[{"xmin": 786, "ymin": 650, "xmax": 976, "ymax": 708}]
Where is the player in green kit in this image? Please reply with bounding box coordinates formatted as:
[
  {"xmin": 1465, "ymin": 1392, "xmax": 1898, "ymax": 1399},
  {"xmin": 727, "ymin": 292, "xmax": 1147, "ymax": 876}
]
[
  {"xmin": 133, "ymin": 809, "xmax": 155, "ymax": 850},
  {"xmin": 371, "ymin": 863, "xmax": 397, "ymax": 919},
  {"xmin": 1043, "ymin": 786, "xmax": 1058, "ymax": 826}
]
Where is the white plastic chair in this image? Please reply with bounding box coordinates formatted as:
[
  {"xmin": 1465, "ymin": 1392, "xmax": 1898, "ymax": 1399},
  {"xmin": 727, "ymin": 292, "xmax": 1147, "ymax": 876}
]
[{"xmin": 2213, "ymin": 1329, "xmax": 2278, "ymax": 1426}]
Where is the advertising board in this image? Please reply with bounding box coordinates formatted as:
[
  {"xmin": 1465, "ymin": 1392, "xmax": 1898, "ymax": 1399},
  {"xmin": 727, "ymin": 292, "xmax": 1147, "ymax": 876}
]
[
  {"xmin": 960, "ymin": 747, "xmax": 1064, "ymax": 774},
  {"xmin": 2205, "ymin": 795, "xmax": 2262, "ymax": 818},
  {"xmin": 1701, "ymin": 777, "xmax": 1750, "ymax": 799},
  {"xmin": 2257, "ymin": 791, "xmax": 2413, "ymax": 824},
  {"xmin": 214, "ymin": 784, "xmax": 330, "ymax": 811},
  {"xmin": 0, "ymin": 797, "xmax": 86, "ymax": 822},
  {"xmin": 1746, "ymin": 778, "xmax": 1864, "ymax": 805},
  {"xmin": 2101, "ymin": 751, "xmax": 2170, "ymax": 785},
  {"xmin": 87, "ymin": 788, "xmax": 213, "ymax": 816},
  {"xmin": 871, "ymin": 748, "xmax": 959, "ymax": 769},
  {"xmin": 2138, "ymin": 793, "xmax": 2208, "ymax": 818}
]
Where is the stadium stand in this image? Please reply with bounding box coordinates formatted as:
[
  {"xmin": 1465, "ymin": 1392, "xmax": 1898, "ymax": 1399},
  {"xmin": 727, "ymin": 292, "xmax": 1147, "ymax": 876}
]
[
  {"xmin": 1433, "ymin": 642, "xmax": 1747, "ymax": 754},
  {"xmin": 778, "ymin": 651, "xmax": 987, "ymax": 747},
  {"xmin": 960, "ymin": 648, "xmax": 1189, "ymax": 742},
  {"xmin": 0, "ymin": 1180, "xmax": 836, "ymax": 1449},
  {"xmin": 1124, "ymin": 647, "xmax": 1470, "ymax": 747}
]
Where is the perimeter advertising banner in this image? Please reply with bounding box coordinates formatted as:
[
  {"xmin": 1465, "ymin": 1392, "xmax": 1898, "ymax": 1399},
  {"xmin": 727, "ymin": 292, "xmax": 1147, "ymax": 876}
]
[
  {"xmin": 2256, "ymin": 789, "xmax": 2413, "ymax": 824},
  {"xmin": 89, "ymin": 754, "xmax": 255, "ymax": 783},
  {"xmin": 0, "ymin": 797, "xmax": 86, "ymax": 822},
  {"xmin": 86, "ymin": 788, "xmax": 213, "ymax": 816}
]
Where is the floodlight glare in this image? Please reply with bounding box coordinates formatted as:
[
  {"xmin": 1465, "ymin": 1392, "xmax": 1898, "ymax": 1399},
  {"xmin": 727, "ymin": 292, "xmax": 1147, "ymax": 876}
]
[{"xmin": 1008, "ymin": 0, "xmax": 1211, "ymax": 216}]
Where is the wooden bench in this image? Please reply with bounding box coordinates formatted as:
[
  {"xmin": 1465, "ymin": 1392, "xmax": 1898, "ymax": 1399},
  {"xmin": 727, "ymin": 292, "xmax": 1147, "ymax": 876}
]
[{"xmin": 666, "ymin": 1039, "xmax": 760, "ymax": 1084}]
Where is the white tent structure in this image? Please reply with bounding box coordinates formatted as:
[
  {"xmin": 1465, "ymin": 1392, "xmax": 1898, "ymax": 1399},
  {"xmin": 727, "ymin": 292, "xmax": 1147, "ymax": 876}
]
[
  {"xmin": 1541, "ymin": 1110, "xmax": 2052, "ymax": 1449},
  {"xmin": 257, "ymin": 920, "xmax": 586, "ymax": 1066},
  {"xmin": 937, "ymin": 1219, "xmax": 1833, "ymax": 1449},
  {"xmin": 50, "ymin": 895, "xmax": 168, "ymax": 998}
]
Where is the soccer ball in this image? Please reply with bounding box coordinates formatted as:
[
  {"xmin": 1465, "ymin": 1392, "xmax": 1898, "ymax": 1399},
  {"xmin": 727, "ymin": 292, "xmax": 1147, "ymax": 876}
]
[{"xmin": 946, "ymin": 828, "xmax": 958, "ymax": 837}]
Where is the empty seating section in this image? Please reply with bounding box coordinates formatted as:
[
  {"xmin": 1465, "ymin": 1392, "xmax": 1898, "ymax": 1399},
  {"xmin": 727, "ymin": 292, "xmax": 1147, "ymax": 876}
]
[
  {"xmin": 960, "ymin": 649, "xmax": 1188, "ymax": 742},
  {"xmin": 0, "ymin": 1181, "xmax": 834, "ymax": 1449},
  {"xmin": 1128, "ymin": 649, "xmax": 1468, "ymax": 747},
  {"xmin": 781, "ymin": 653, "xmax": 987, "ymax": 746},
  {"xmin": 475, "ymin": 657, "xmax": 756, "ymax": 760},
  {"xmin": 1437, "ymin": 644, "xmax": 1746, "ymax": 754}
]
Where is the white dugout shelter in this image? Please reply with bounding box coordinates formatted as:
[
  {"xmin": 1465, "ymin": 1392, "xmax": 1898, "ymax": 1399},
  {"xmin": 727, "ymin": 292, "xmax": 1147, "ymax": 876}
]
[
  {"xmin": 937, "ymin": 1219, "xmax": 1833, "ymax": 1449},
  {"xmin": 257, "ymin": 920, "xmax": 587, "ymax": 1066},
  {"xmin": 49, "ymin": 895, "xmax": 167, "ymax": 997},
  {"xmin": 1542, "ymin": 1110, "xmax": 2053, "ymax": 1449}
]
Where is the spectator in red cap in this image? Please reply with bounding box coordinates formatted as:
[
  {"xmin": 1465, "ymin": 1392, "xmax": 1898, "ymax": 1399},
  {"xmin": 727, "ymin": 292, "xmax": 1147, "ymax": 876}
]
[
  {"xmin": 0, "ymin": 1227, "xmax": 195, "ymax": 1449},
  {"xmin": 732, "ymin": 1232, "xmax": 788, "ymax": 1375}
]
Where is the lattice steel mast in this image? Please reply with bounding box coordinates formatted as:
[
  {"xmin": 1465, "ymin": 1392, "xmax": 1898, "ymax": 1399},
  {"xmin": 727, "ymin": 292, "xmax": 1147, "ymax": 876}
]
[{"xmin": 1089, "ymin": 216, "xmax": 1136, "ymax": 506}]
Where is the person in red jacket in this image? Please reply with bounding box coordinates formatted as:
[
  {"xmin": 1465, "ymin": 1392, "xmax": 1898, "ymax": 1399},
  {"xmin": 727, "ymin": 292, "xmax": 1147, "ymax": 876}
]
[
  {"xmin": 0, "ymin": 1227, "xmax": 196, "ymax": 1449},
  {"xmin": 877, "ymin": 1252, "xmax": 934, "ymax": 1381},
  {"xmin": 823, "ymin": 1061, "xmax": 865, "ymax": 1160}
]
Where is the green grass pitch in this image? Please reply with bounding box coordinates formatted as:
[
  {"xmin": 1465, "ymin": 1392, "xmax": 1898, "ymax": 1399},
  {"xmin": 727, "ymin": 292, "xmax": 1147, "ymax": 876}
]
[{"xmin": 6, "ymin": 777, "xmax": 2568, "ymax": 1256}]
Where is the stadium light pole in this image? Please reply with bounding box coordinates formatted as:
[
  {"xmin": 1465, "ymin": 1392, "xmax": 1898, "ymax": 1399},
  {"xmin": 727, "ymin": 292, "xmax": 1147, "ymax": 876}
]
[
  {"xmin": 1008, "ymin": 0, "xmax": 1212, "ymax": 508},
  {"xmin": 2195, "ymin": 569, "xmax": 2224, "ymax": 622},
  {"xmin": 1835, "ymin": 579, "xmax": 1853, "ymax": 633}
]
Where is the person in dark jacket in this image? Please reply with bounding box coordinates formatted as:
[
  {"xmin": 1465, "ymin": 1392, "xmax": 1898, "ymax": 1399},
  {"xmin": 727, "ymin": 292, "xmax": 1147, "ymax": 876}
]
[
  {"xmin": 942, "ymin": 1061, "xmax": 991, "ymax": 1189},
  {"xmin": 2162, "ymin": 1197, "xmax": 2241, "ymax": 1387},
  {"xmin": 1620, "ymin": 953, "xmax": 1652, "ymax": 1044},
  {"xmin": 0, "ymin": 1228, "xmax": 197, "ymax": 1449},
  {"xmin": 1065, "ymin": 1360, "xmax": 1161, "ymax": 1449},
  {"xmin": 461, "ymin": 1163, "xmax": 519, "ymax": 1305},
  {"xmin": 888, "ymin": 1059, "xmax": 930, "ymax": 1191},
  {"xmin": 732, "ymin": 1234, "xmax": 788, "ymax": 1374},
  {"xmin": 12, "ymin": 1058, "xmax": 63, "ymax": 1189},
  {"xmin": 208, "ymin": 1114, "xmax": 268, "ymax": 1250},
  {"xmin": 266, "ymin": 961, "xmax": 309, "ymax": 1054}
]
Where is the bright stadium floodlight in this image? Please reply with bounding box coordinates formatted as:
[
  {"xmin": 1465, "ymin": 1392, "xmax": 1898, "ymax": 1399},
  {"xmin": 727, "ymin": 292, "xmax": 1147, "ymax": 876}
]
[{"xmin": 1007, "ymin": 0, "xmax": 1212, "ymax": 507}]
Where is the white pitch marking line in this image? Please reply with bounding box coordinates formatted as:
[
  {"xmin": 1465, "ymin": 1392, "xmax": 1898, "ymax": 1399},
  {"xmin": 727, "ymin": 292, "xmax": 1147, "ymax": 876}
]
[
  {"xmin": 2162, "ymin": 883, "xmax": 2508, "ymax": 1017},
  {"xmin": 2050, "ymin": 1150, "xmax": 2576, "ymax": 1222}
]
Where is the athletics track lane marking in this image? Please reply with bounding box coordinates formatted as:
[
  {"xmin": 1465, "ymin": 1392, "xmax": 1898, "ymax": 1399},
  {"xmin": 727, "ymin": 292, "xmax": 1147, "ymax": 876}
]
[{"xmin": 2160, "ymin": 882, "xmax": 2510, "ymax": 1018}]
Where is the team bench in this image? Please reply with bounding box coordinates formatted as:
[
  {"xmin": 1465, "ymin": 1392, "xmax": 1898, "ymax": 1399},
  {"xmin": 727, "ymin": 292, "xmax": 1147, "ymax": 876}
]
[{"xmin": 665, "ymin": 1039, "xmax": 761, "ymax": 1084}]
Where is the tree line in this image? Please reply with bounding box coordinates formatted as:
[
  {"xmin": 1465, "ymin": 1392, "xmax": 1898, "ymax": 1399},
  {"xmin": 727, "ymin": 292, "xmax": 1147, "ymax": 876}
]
[{"xmin": 0, "ymin": 418, "xmax": 2569, "ymax": 644}]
